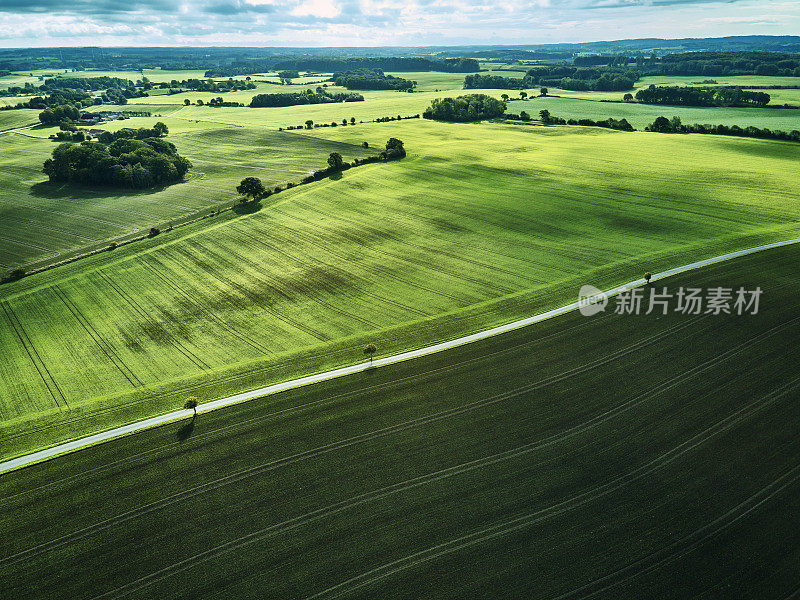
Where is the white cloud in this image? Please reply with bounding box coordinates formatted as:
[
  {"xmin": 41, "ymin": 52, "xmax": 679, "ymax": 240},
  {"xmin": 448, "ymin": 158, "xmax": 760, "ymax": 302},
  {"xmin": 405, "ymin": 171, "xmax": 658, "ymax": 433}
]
[{"xmin": 291, "ymin": 0, "xmax": 341, "ymax": 18}]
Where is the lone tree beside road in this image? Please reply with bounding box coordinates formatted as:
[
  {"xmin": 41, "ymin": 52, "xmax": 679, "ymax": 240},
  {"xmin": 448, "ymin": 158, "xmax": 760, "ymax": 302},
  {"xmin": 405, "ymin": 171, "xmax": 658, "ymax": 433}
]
[
  {"xmin": 184, "ymin": 396, "xmax": 198, "ymax": 419},
  {"xmin": 236, "ymin": 177, "xmax": 265, "ymax": 203},
  {"xmin": 644, "ymin": 272, "xmax": 653, "ymax": 284},
  {"xmin": 363, "ymin": 343, "xmax": 377, "ymax": 365}
]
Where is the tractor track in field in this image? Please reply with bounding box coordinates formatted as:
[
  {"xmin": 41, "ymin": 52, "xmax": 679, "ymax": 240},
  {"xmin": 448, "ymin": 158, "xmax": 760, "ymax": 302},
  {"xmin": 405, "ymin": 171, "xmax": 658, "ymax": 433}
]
[
  {"xmin": 292, "ymin": 198, "xmax": 547, "ymax": 289},
  {"xmin": 169, "ymin": 242, "xmax": 332, "ymax": 343},
  {"xmin": 266, "ymin": 215, "xmax": 464, "ymax": 304},
  {"xmin": 197, "ymin": 234, "xmax": 383, "ymax": 330},
  {"xmin": 0, "ymin": 301, "xmax": 67, "ymax": 411},
  {"xmin": 305, "ymin": 378, "xmax": 800, "ymax": 600},
  {"xmin": 51, "ymin": 285, "xmax": 143, "ymax": 388}
]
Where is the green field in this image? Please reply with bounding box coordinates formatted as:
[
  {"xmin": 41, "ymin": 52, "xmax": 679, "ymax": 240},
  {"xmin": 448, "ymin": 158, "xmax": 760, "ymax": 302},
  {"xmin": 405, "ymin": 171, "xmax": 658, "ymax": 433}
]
[
  {"xmin": 507, "ymin": 96, "xmax": 800, "ymax": 130},
  {"xmin": 1, "ymin": 243, "xmax": 797, "ymax": 599},
  {"xmin": 2, "ymin": 120, "xmax": 800, "ymax": 459},
  {"xmin": 0, "ymin": 120, "xmax": 374, "ymax": 269},
  {"xmin": 0, "ymin": 110, "xmax": 39, "ymax": 130}
]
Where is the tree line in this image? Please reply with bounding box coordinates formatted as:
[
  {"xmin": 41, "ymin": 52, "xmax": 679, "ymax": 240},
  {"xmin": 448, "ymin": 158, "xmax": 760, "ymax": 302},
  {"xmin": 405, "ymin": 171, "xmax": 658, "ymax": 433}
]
[
  {"xmin": 205, "ymin": 57, "xmax": 480, "ymax": 78},
  {"xmin": 634, "ymin": 85, "xmax": 771, "ymax": 107},
  {"xmin": 538, "ymin": 110, "xmax": 634, "ymax": 131},
  {"xmin": 646, "ymin": 115, "xmax": 800, "ymax": 142},
  {"xmin": 249, "ymin": 88, "xmax": 364, "ymax": 108},
  {"xmin": 528, "ymin": 108, "xmax": 800, "ymax": 143},
  {"xmin": 235, "ymin": 139, "xmax": 406, "ymax": 204}
]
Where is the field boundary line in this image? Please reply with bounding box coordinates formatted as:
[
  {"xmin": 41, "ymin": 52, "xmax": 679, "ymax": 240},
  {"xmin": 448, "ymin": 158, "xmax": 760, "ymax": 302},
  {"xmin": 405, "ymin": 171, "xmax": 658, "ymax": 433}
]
[{"xmin": 1, "ymin": 236, "xmax": 798, "ymax": 475}]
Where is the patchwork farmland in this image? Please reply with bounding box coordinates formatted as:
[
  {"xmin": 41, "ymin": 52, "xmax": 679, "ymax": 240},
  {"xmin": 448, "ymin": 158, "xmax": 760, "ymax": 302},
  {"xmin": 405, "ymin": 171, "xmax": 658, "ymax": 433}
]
[
  {"xmin": 2, "ymin": 121, "xmax": 800, "ymax": 459},
  {"xmin": 1, "ymin": 40, "xmax": 799, "ymax": 600}
]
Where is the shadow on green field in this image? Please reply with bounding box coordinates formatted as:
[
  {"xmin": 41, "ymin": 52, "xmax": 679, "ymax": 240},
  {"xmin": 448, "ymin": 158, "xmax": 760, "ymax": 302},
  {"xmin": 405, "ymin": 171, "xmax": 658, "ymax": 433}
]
[
  {"xmin": 232, "ymin": 201, "xmax": 263, "ymax": 215},
  {"xmin": 175, "ymin": 418, "xmax": 196, "ymax": 442},
  {"xmin": 29, "ymin": 181, "xmax": 170, "ymax": 199}
]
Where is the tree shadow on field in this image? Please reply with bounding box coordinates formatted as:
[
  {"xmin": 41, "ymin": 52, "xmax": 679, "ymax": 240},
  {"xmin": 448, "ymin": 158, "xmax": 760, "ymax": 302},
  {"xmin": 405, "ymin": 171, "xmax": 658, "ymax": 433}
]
[
  {"xmin": 233, "ymin": 201, "xmax": 263, "ymax": 215},
  {"xmin": 30, "ymin": 181, "xmax": 168, "ymax": 199},
  {"xmin": 175, "ymin": 417, "xmax": 196, "ymax": 442}
]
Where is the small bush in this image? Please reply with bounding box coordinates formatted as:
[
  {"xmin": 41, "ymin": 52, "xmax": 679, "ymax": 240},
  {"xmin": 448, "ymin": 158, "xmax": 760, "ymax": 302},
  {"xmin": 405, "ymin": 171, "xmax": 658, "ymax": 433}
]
[{"xmin": 149, "ymin": 227, "xmax": 161, "ymax": 237}]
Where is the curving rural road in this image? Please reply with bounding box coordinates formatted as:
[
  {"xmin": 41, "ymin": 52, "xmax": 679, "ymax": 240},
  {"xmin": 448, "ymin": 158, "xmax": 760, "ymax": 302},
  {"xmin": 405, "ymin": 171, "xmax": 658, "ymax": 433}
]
[{"xmin": 1, "ymin": 236, "xmax": 798, "ymax": 475}]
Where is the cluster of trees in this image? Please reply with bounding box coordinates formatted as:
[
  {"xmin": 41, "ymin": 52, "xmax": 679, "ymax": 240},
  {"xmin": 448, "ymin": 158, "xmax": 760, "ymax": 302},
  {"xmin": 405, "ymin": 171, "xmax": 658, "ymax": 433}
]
[
  {"xmin": 236, "ymin": 139, "xmax": 406, "ymax": 204},
  {"xmin": 43, "ymin": 135, "xmax": 191, "ymax": 189},
  {"xmin": 634, "ymin": 85, "xmax": 771, "ymax": 107},
  {"xmin": 277, "ymin": 70, "xmax": 300, "ymax": 80},
  {"xmin": 274, "ymin": 57, "xmax": 479, "ymax": 74},
  {"xmin": 249, "ymin": 88, "xmax": 363, "ymax": 108},
  {"xmin": 39, "ymin": 104, "xmax": 81, "ymax": 125},
  {"xmin": 423, "ymin": 94, "xmax": 506, "ymax": 122},
  {"xmin": 374, "ymin": 114, "xmax": 420, "ymax": 122},
  {"xmin": 1, "ymin": 89, "xmax": 93, "ymax": 112},
  {"xmin": 522, "ymin": 65, "xmax": 640, "ymax": 91},
  {"xmin": 331, "ymin": 69, "xmax": 415, "ymax": 91},
  {"xmin": 646, "ymin": 115, "xmax": 800, "ymax": 142},
  {"xmin": 574, "ymin": 55, "xmax": 635, "ymax": 67},
  {"xmin": 200, "ymin": 97, "xmax": 244, "ymax": 107},
  {"xmin": 52, "ymin": 130, "xmax": 88, "ymax": 142},
  {"xmin": 504, "ymin": 111, "xmax": 531, "ymax": 121},
  {"xmin": 155, "ymin": 78, "xmax": 256, "ymax": 94},
  {"xmin": 96, "ymin": 122, "xmax": 169, "ymax": 144},
  {"xmin": 463, "ymin": 74, "xmax": 527, "ymax": 90},
  {"xmin": 281, "ymin": 115, "xmax": 420, "ymax": 130}
]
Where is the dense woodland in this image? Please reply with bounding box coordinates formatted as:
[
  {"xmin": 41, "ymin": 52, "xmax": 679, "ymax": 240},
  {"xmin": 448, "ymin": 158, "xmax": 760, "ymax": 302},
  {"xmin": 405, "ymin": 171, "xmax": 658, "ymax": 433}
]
[
  {"xmin": 43, "ymin": 133, "xmax": 191, "ymax": 189},
  {"xmin": 206, "ymin": 57, "xmax": 480, "ymax": 77}
]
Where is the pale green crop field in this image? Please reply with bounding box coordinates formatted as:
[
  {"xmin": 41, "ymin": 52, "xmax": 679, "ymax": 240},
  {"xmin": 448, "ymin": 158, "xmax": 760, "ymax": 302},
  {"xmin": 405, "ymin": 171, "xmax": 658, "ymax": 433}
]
[
  {"xmin": 0, "ymin": 109, "xmax": 40, "ymax": 130},
  {"xmin": 508, "ymin": 96, "xmax": 800, "ymax": 130},
  {"xmin": 169, "ymin": 88, "xmax": 526, "ymax": 129},
  {"xmin": 2, "ymin": 119, "xmax": 800, "ymax": 459},
  {"xmin": 0, "ymin": 122, "xmax": 374, "ymax": 269}
]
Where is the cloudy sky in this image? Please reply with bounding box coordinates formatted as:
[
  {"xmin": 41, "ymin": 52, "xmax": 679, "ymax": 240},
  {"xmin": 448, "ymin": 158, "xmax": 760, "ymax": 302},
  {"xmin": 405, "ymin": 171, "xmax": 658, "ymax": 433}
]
[{"xmin": 0, "ymin": 0, "xmax": 797, "ymax": 47}]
